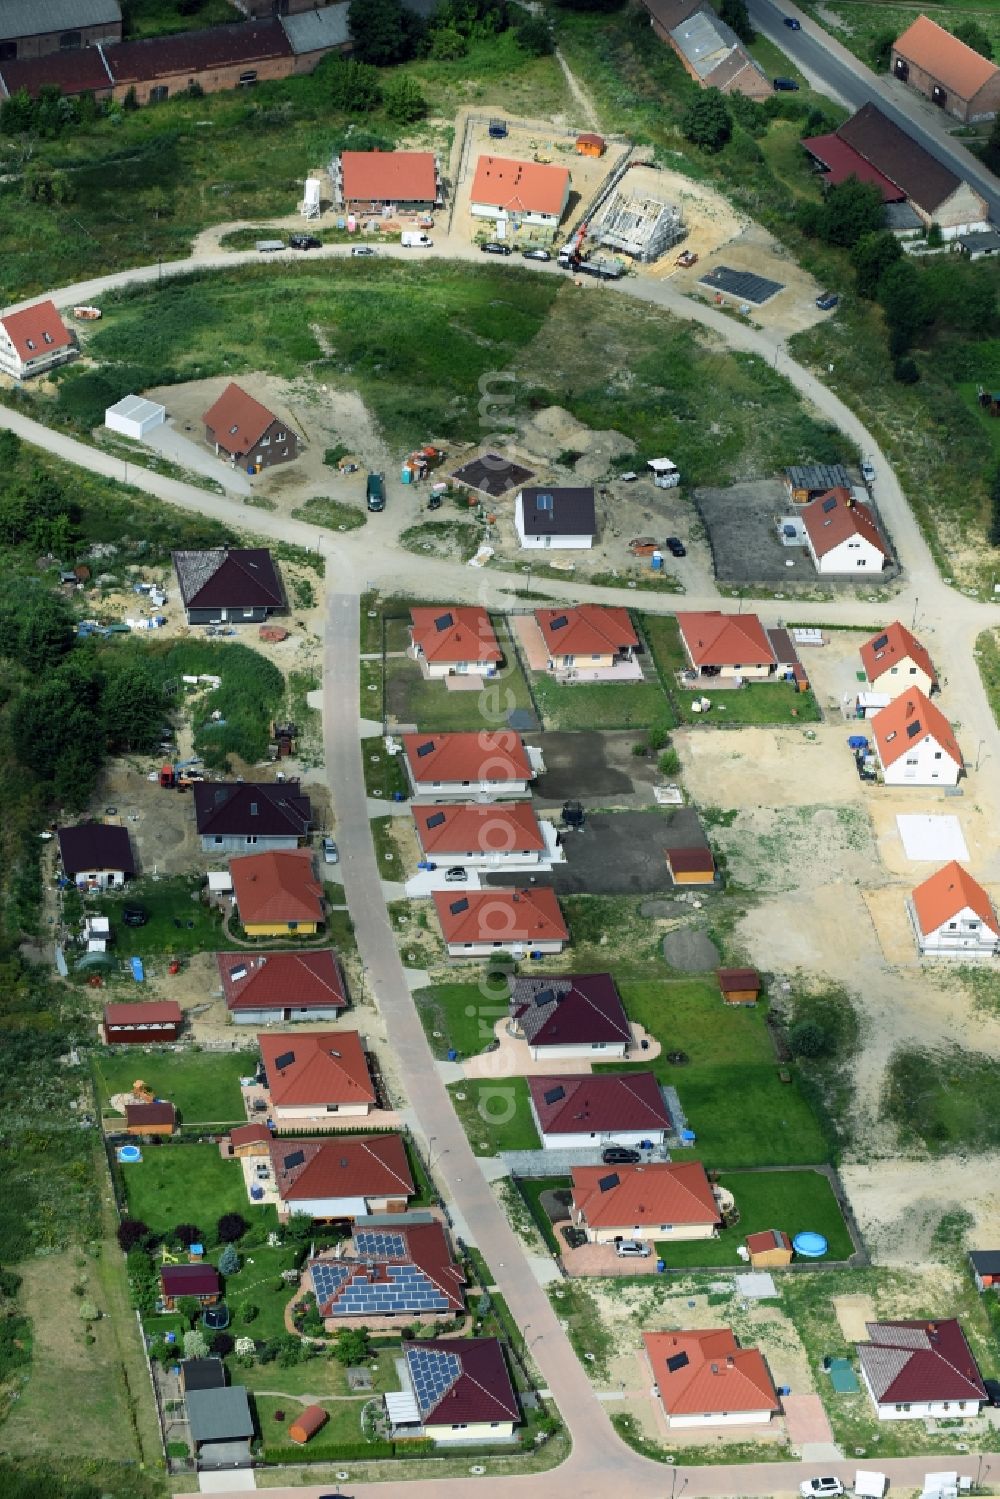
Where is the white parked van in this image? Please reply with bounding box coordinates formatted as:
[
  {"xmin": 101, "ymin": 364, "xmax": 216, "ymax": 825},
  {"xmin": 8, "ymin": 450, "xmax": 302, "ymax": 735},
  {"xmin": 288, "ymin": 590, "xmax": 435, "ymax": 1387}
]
[{"xmin": 401, "ymin": 232, "xmax": 432, "ymax": 248}]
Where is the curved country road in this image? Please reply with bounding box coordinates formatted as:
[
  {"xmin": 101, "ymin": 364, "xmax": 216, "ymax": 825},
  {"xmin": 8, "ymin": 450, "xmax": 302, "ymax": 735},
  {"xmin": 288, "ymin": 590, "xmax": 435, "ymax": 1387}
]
[{"xmin": 3, "ymin": 247, "xmax": 999, "ymax": 1497}]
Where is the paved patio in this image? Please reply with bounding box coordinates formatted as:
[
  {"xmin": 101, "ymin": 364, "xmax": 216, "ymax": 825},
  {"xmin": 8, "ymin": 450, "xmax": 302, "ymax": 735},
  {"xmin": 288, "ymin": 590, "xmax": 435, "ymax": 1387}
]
[
  {"xmin": 555, "ymin": 1224, "xmax": 664, "ymax": 1278},
  {"xmin": 461, "ymin": 1017, "xmax": 662, "ymax": 1079},
  {"xmin": 781, "ymin": 1393, "xmax": 834, "ymax": 1447}
]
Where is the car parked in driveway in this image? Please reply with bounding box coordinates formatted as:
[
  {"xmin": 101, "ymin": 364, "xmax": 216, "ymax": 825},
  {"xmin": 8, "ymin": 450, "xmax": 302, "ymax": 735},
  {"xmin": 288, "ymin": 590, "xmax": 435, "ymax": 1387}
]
[
  {"xmin": 444, "ymin": 866, "xmax": 467, "ymax": 882},
  {"xmin": 860, "ymin": 457, "xmax": 876, "ymax": 485},
  {"xmin": 665, "ymin": 536, "xmax": 686, "ymax": 557},
  {"xmin": 323, "ymin": 837, "xmax": 339, "ymax": 865},
  {"xmin": 815, "ymin": 291, "xmax": 839, "ymax": 311},
  {"xmin": 602, "ymin": 1146, "xmax": 642, "ymax": 1165},
  {"xmin": 522, "ymin": 248, "xmax": 551, "ymax": 261}
]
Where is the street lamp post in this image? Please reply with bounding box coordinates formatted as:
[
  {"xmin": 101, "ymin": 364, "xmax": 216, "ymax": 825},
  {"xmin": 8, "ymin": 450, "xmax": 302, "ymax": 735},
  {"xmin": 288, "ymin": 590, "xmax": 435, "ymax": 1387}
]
[{"xmin": 976, "ymin": 738, "xmax": 986, "ymax": 772}]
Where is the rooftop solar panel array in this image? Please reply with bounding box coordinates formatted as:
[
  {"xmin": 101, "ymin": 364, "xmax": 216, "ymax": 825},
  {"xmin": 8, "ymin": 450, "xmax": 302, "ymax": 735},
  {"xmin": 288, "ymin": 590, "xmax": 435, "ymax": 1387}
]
[
  {"xmin": 407, "ymin": 1347, "xmax": 462, "ymax": 1415},
  {"xmin": 310, "ymin": 1260, "xmax": 352, "ymax": 1303},
  {"xmin": 354, "ymin": 1229, "xmax": 407, "ymax": 1259},
  {"xmin": 330, "ymin": 1263, "xmax": 451, "ymax": 1317}
]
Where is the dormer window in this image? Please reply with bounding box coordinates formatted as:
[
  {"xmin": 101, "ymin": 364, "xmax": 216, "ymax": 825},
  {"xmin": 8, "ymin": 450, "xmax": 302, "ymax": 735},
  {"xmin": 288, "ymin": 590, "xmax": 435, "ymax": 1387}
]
[{"xmin": 25, "ymin": 339, "xmax": 35, "ymax": 350}]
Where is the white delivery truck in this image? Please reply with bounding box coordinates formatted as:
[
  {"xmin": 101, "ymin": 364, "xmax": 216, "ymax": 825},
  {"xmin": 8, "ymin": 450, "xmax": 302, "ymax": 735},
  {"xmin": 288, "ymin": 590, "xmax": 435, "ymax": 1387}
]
[
  {"xmin": 401, "ymin": 232, "xmax": 433, "ymax": 248},
  {"xmin": 854, "ymin": 1472, "xmax": 887, "ymax": 1499}
]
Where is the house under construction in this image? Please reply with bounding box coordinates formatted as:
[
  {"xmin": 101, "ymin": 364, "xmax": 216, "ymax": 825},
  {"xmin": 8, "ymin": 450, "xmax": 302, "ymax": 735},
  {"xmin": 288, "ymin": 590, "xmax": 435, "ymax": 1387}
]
[{"xmin": 591, "ymin": 186, "xmax": 685, "ymax": 263}]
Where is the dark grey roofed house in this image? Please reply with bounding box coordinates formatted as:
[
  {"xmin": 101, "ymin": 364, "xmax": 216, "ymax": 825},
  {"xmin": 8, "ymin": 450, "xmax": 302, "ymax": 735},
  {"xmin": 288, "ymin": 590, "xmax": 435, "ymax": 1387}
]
[
  {"xmin": 193, "ymin": 781, "xmax": 312, "ymax": 854},
  {"xmin": 515, "ymin": 485, "xmax": 596, "ymax": 544},
  {"xmin": 185, "ymin": 1385, "xmax": 254, "ymax": 1468},
  {"xmin": 57, "ymin": 823, "xmax": 135, "ymax": 887},
  {"xmin": 172, "ymin": 547, "xmax": 285, "ymax": 625}
]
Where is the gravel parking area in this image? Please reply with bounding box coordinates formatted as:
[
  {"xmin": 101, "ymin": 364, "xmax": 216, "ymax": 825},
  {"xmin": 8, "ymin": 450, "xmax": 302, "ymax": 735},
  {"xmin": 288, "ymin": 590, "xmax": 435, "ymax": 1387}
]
[{"xmin": 486, "ymin": 808, "xmax": 708, "ymax": 896}]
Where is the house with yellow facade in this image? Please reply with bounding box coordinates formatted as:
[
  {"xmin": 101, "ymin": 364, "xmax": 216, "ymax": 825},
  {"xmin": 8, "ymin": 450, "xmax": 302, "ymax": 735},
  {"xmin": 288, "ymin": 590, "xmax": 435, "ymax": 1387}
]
[{"xmin": 230, "ymin": 848, "xmax": 323, "ymax": 937}]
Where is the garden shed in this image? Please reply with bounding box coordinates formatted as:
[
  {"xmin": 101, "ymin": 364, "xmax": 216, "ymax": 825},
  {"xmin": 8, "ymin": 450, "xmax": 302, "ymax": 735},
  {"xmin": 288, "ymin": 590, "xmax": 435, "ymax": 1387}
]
[{"xmin": 288, "ymin": 1403, "xmax": 329, "ymax": 1443}]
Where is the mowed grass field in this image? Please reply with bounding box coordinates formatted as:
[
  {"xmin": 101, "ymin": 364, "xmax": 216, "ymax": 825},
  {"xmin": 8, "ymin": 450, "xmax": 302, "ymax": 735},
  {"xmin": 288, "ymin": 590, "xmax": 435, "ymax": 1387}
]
[
  {"xmin": 611, "ymin": 979, "xmax": 831, "ymax": 1167},
  {"xmin": 657, "ymin": 1169, "xmax": 855, "ymax": 1266},
  {"xmin": 530, "ymin": 676, "xmax": 671, "ymax": 733},
  {"xmin": 93, "ymin": 1048, "xmax": 252, "ymax": 1124},
  {"xmin": 120, "ymin": 1142, "xmax": 275, "ymax": 1241},
  {"xmin": 448, "ymin": 1077, "xmax": 539, "ymax": 1154}
]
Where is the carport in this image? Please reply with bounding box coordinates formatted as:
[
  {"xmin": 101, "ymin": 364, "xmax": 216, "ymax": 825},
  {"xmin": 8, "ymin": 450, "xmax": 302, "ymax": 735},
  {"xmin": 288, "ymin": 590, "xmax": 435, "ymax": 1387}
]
[{"xmin": 105, "ymin": 394, "xmax": 166, "ymax": 439}]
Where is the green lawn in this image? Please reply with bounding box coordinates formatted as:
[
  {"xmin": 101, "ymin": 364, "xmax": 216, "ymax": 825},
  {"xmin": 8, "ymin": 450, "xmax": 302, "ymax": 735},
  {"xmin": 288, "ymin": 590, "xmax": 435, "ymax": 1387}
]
[
  {"xmin": 415, "ymin": 981, "xmax": 508, "ymax": 1060},
  {"xmin": 385, "ymin": 638, "xmax": 534, "ymax": 732},
  {"xmin": 362, "ymin": 743, "xmax": 408, "ymax": 801},
  {"xmin": 370, "ymin": 816, "xmax": 403, "ymax": 881},
  {"xmin": 94, "ymin": 1048, "xmax": 252, "ymax": 1125},
  {"xmin": 884, "ymin": 1044, "xmax": 1000, "ymax": 1155},
  {"xmin": 255, "ymin": 1391, "xmax": 368, "ymax": 1450},
  {"xmin": 232, "ymin": 1346, "xmax": 400, "ymax": 1398},
  {"xmin": 291, "ymin": 496, "xmax": 367, "ymax": 532},
  {"xmin": 612, "ymin": 980, "xmax": 831, "ymax": 1167},
  {"xmin": 530, "ymin": 676, "xmax": 671, "ymax": 733},
  {"xmin": 640, "ymin": 614, "xmax": 820, "ymax": 725},
  {"xmin": 657, "ymin": 1169, "xmax": 854, "ymax": 1267},
  {"xmin": 120, "ymin": 1143, "xmax": 274, "ymax": 1242},
  {"xmin": 517, "ymin": 1176, "xmax": 570, "ymax": 1254},
  {"xmin": 223, "ymin": 1242, "xmax": 303, "ymax": 1340},
  {"xmin": 447, "ymin": 1077, "xmax": 539, "ymax": 1155},
  {"xmin": 94, "ymin": 875, "xmax": 225, "ymax": 956}
]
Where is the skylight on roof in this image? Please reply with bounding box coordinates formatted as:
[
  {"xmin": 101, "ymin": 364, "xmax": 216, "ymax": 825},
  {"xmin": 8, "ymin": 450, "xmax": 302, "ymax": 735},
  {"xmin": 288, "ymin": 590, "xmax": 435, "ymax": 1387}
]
[
  {"xmin": 537, "ymin": 493, "xmax": 554, "ymax": 511},
  {"xmin": 450, "ymin": 897, "xmax": 470, "ymax": 915},
  {"xmin": 906, "ymin": 719, "xmax": 922, "ymax": 738},
  {"xmin": 416, "ymin": 740, "xmax": 435, "ymax": 758},
  {"xmin": 274, "ymin": 1050, "xmax": 295, "ymax": 1070},
  {"xmin": 822, "ymin": 496, "xmax": 837, "ymax": 513},
  {"xmin": 597, "ymin": 1172, "xmax": 619, "ymax": 1192},
  {"xmin": 426, "ymin": 812, "xmax": 446, "ymax": 829},
  {"xmin": 872, "ymin": 633, "xmax": 888, "ymax": 650},
  {"xmin": 666, "ymin": 1351, "xmax": 689, "ymax": 1373}
]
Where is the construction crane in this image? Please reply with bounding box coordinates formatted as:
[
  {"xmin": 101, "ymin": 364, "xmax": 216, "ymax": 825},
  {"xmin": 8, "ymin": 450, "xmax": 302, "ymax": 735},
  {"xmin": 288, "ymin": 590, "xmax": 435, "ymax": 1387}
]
[{"xmin": 558, "ymin": 219, "xmax": 589, "ymax": 270}]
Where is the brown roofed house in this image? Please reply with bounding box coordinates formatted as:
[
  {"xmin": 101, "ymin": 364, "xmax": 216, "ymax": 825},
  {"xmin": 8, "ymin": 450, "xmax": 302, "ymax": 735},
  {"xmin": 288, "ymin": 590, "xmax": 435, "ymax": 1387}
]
[
  {"xmin": 172, "ymin": 546, "xmax": 285, "ymax": 625},
  {"xmin": 58, "ymin": 823, "xmax": 135, "ymax": 890},
  {"xmin": 857, "ymin": 1319, "xmax": 986, "ymax": 1419},
  {"xmin": 891, "ymin": 15, "xmax": 1000, "ymax": 123},
  {"xmin": 528, "ymin": 1072, "xmax": 671, "ymax": 1148},
  {"xmin": 219, "ymin": 950, "xmax": 347, "ymax": 1024},
  {"xmin": 717, "ymin": 968, "xmax": 760, "ymax": 1005},
  {"xmin": 161, "ymin": 1262, "xmax": 221, "ymax": 1309},
  {"xmin": 203, "ymin": 382, "xmax": 299, "ymax": 472},
  {"xmin": 401, "ymin": 1338, "xmax": 520, "ymax": 1441},
  {"xmin": 101, "ymin": 19, "xmax": 294, "ymax": 106},
  {"xmin": 125, "ymin": 1101, "xmax": 176, "ymax": 1136},
  {"xmin": 508, "ymin": 973, "xmax": 631, "ymax": 1059},
  {"xmin": 837, "ymin": 103, "xmax": 988, "ymax": 232},
  {"xmin": 194, "ymin": 780, "xmax": 311, "ymax": 852}
]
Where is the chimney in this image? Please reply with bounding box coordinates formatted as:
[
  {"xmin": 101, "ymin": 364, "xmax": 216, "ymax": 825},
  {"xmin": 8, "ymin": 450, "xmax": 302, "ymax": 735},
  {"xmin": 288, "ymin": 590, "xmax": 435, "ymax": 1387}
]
[
  {"xmin": 711, "ymin": 1363, "xmax": 719, "ymax": 1374},
  {"xmin": 726, "ymin": 1355, "xmax": 734, "ymax": 1367}
]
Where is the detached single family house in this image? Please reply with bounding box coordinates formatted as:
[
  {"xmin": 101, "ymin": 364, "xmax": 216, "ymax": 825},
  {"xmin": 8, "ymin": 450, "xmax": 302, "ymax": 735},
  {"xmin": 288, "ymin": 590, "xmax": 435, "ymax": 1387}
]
[
  {"xmin": 172, "ymin": 546, "xmax": 284, "ymax": 625},
  {"xmin": 389, "ymin": 1338, "xmax": 519, "ymax": 1443},
  {"xmin": 218, "ymin": 949, "xmax": 348, "ymax": 1024},
  {"xmin": 571, "ymin": 1161, "xmax": 720, "ymax": 1244},
  {"xmin": 871, "ymin": 687, "xmax": 963, "ymax": 786},
  {"xmin": 908, "ymin": 861, "xmax": 1000, "ymax": 959},
  {"xmin": 309, "ymin": 1216, "xmax": 464, "ymax": 1322},
  {"xmin": 508, "ymin": 972, "xmax": 632, "ymax": 1060},
  {"xmin": 891, "ymin": 15, "xmax": 1000, "ymax": 123},
  {"xmin": 402, "ymin": 732, "xmax": 537, "ymax": 798},
  {"xmin": 194, "ymin": 780, "xmax": 312, "ymax": 853},
  {"xmin": 643, "ymin": 1328, "xmax": 780, "ymax": 1428},
  {"xmin": 676, "ymin": 611, "xmax": 779, "ymax": 679},
  {"xmin": 230, "ymin": 848, "xmax": 324, "ymax": 937},
  {"xmin": 336, "ymin": 149, "xmax": 440, "ymax": 213},
  {"xmin": 433, "ymin": 887, "xmax": 567, "ymax": 957},
  {"xmin": 269, "ymin": 1133, "xmax": 414, "ymax": 1222},
  {"xmin": 801, "ymin": 488, "xmax": 890, "ymax": 574},
  {"xmin": 860, "ymin": 621, "xmax": 937, "ymax": 699},
  {"xmin": 408, "ymin": 606, "xmax": 502, "ymax": 679},
  {"xmin": 160, "ymin": 1263, "xmax": 221, "ymax": 1311},
  {"xmin": 0, "ymin": 300, "xmax": 75, "ymax": 380},
  {"xmin": 534, "ymin": 605, "xmax": 638, "ymax": 677},
  {"xmin": 58, "ymin": 823, "xmax": 135, "ymax": 889},
  {"xmin": 528, "ymin": 1071, "xmax": 671, "ymax": 1149},
  {"xmin": 103, "ymin": 1000, "xmax": 182, "ymax": 1044},
  {"xmin": 203, "ymin": 381, "xmax": 299, "ymax": 472},
  {"xmin": 470, "ymin": 155, "xmax": 570, "ymax": 228},
  {"xmin": 413, "ymin": 801, "xmax": 552, "ymax": 869},
  {"xmin": 514, "ymin": 486, "xmax": 596, "ymax": 549},
  {"xmin": 857, "ymin": 1319, "xmax": 986, "ymax": 1420},
  {"xmin": 259, "ymin": 1029, "xmax": 375, "ymax": 1127}
]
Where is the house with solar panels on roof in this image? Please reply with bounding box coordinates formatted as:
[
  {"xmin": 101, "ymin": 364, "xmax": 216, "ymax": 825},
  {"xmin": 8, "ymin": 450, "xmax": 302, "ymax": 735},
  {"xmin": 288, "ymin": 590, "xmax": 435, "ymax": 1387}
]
[
  {"xmin": 402, "ymin": 732, "xmax": 539, "ymax": 799},
  {"xmin": 309, "ymin": 1214, "xmax": 464, "ymax": 1326},
  {"xmin": 508, "ymin": 973, "xmax": 632, "ymax": 1061},
  {"xmin": 801, "ymin": 488, "xmax": 890, "ymax": 575},
  {"xmin": 871, "ymin": 687, "xmax": 963, "ymax": 787},
  {"xmin": 259, "ymin": 1030, "xmax": 376, "ymax": 1128},
  {"xmin": 413, "ymin": 801, "xmax": 558, "ymax": 871},
  {"xmin": 528, "ymin": 1072, "xmax": 672, "ymax": 1150},
  {"xmin": 408, "ymin": 606, "xmax": 502, "ymax": 680},
  {"xmin": 386, "ymin": 1338, "xmax": 520, "ymax": 1444}
]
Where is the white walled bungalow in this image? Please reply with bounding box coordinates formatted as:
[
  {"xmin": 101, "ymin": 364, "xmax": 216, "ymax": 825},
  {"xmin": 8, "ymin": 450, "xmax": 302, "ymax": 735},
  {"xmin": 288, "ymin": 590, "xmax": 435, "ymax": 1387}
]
[
  {"xmin": 402, "ymin": 733, "xmax": 537, "ymax": 798},
  {"xmin": 408, "ymin": 606, "xmax": 502, "ymax": 679},
  {"xmin": 908, "ymin": 861, "xmax": 1000, "ymax": 959},
  {"xmin": 571, "ymin": 1161, "xmax": 721, "ymax": 1244},
  {"xmin": 644, "ymin": 1328, "xmax": 780, "ymax": 1428},
  {"xmin": 508, "ymin": 972, "xmax": 631, "ymax": 1060},
  {"xmin": 470, "ymin": 154, "xmax": 570, "ymax": 229},
  {"xmin": 259, "ymin": 1030, "xmax": 375, "ymax": 1128},
  {"xmin": 857, "ymin": 1320, "xmax": 986, "ymax": 1420},
  {"xmin": 392, "ymin": 1339, "xmax": 519, "ymax": 1444},
  {"xmin": 270, "ymin": 1135, "xmax": 414, "ymax": 1223},
  {"xmin": 413, "ymin": 801, "xmax": 553, "ymax": 869},
  {"xmin": 528, "ymin": 1072, "xmax": 670, "ymax": 1149},
  {"xmin": 871, "ymin": 687, "xmax": 963, "ymax": 786}
]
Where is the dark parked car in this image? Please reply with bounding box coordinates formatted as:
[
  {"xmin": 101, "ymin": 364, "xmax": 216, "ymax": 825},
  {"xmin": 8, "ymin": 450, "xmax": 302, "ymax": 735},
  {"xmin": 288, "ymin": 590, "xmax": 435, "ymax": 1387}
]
[
  {"xmin": 815, "ymin": 291, "xmax": 839, "ymax": 311},
  {"xmin": 665, "ymin": 536, "xmax": 686, "ymax": 557},
  {"xmin": 601, "ymin": 1146, "xmax": 642, "ymax": 1165},
  {"xmin": 289, "ymin": 234, "xmax": 321, "ymax": 250},
  {"xmin": 481, "ymin": 241, "xmax": 512, "ymax": 256},
  {"xmin": 783, "ymin": 14, "xmax": 801, "ymax": 27},
  {"xmin": 123, "ymin": 905, "xmax": 148, "ymax": 927},
  {"xmin": 522, "ymin": 248, "xmax": 551, "ymax": 262},
  {"xmin": 773, "ymin": 77, "xmax": 799, "ymax": 91}
]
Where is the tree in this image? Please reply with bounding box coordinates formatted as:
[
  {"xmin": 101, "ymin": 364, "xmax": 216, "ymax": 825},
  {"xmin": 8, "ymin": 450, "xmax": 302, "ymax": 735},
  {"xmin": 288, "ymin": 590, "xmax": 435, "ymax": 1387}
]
[
  {"xmin": 217, "ymin": 1212, "xmax": 249, "ymax": 1243},
  {"xmin": 102, "ymin": 654, "xmax": 164, "ymax": 753},
  {"xmin": 682, "ymin": 89, "xmax": 731, "ymax": 153},
  {"xmin": 984, "ymin": 113, "xmax": 1000, "ymax": 174},
  {"xmin": 0, "ymin": 591, "xmax": 74, "ymax": 674},
  {"xmin": 183, "ymin": 1328, "xmax": 209, "ymax": 1359},
  {"xmin": 239, "ymin": 1302, "xmax": 260, "ymax": 1324},
  {"xmin": 515, "ymin": 17, "xmax": 554, "ymax": 55},
  {"xmin": 383, "ymin": 75, "xmax": 428, "ymax": 124},
  {"xmin": 173, "ymin": 1223, "xmax": 202, "ymax": 1248},
  {"xmin": 429, "ymin": 25, "xmax": 468, "ymax": 58},
  {"xmin": 953, "ymin": 20, "xmax": 992, "ymax": 60},
  {"xmin": 211, "ymin": 1331, "xmax": 235, "ymax": 1357},
  {"xmin": 788, "ymin": 1019, "xmax": 826, "ymax": 1057},
  {"xmin": 870, "ymin": 28, "xmax": 896, "ymax": 72},
  {"xmin": 893, "ymin": 356, "xmax": 919, "ymax": 385},
  {"xmin": 326, "ymin": 57, "xmax": 383, "ymax": 112},
  {"xmin": 235, "ymin": 1335, "xmax": 256, "ymax": 1361},
  {"xmin": 332, "ymin": 1326, "xmax": 371, "ymax": 1364},
  {"xmin": 218, "ymin": 1244, "xmax": 239, "ymax": 1277},
  {"xmin": 850, "ymin": 230, "xmax": 902, "ymax": 299},
  {"xmin": 990, "ymin": 466, "xmax": 1000, "ymax": 547},
  {"xmin": 877, "ymin": 258, "xmax": 929, "ymax": 349},
  {"xmin": 348, "ymin": 0, "xmax": 415, "ymax": 64},
  {"xmin": 126, "ymin": 1249, "xmax": 158, "ymax": 1312},
  {"xmin": 719, "ymin": 0, "xmax": 753, "ymax": 44},
  {"xmin": 175, "ymin": 1295, "xmax": 203, "ymax": 1328},
  {"xmin": 116, "ymin": 1218, "xmax": 150, "ymax": 1253},
  {"xmin": 820, "ymin": 176, "xmax": 885, "ymax": 249}
]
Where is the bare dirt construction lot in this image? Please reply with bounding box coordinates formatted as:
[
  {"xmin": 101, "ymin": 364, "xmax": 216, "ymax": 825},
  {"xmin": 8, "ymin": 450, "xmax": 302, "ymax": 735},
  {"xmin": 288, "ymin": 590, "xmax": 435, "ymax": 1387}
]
[
  {"xmin": 667, "ymin": 221, "xmax": 830, "ymax": 340},
  {"xmin": 713, "ymin": 803, "xmax": 877, "ymax": 894},
  {"xmin": 607, "ymin": 161, "xmax": 745, "ymax": 274},
  {"xmin": 678, "ymin": 723, "xmax": 864, "ymax": 809},
  {"xmin": 841, "ymin": 1157, "xmax": 1000, "ymax": 1269}
]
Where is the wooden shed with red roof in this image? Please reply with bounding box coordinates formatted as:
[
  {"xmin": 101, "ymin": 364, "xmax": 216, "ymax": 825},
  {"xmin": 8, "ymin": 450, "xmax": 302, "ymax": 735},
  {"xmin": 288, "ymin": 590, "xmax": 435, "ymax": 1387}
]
[{"xmin": 104, "ymin": 1000, "xmax": 183, "ymax": 1044}]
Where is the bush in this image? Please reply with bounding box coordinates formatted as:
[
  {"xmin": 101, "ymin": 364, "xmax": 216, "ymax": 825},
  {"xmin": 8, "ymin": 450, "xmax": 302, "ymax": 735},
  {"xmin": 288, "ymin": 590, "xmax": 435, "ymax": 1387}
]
[
  {"xmin": 116, "ymin": 1218, "xmax": 150, "ymax": 1253},
  {"xmin": 217, "ymin": 1212, "xmax": 249, "ymax": 1244},
  {"xmin": 332, "ymin": 1326, "xmax": 371, "ymax": 1364},
  {"xmin": 173, "ymin": 1223, "xmax": 202, "ymax": 1249},
  {"xmin": 658, "ymin": 748, "xmax": 680, "ymax": 776},
  {"xmin": 682, "ymin": 89, "xmax": 731, "ymax": 153},
  {"xmin": 893, "ymin": 357, "xmax": 920, "ymax": 385},
  {"xmin": 239, "ymin": 1302, "xmax": 259, "ymax": 1325}
]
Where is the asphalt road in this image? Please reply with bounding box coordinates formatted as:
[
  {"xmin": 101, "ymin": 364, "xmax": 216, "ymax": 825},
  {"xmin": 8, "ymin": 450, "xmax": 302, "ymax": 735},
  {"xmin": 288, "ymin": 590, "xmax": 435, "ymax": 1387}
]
[{"xmin": 748, "ymin": 0, "xmax": 1000, "ymax": 222}]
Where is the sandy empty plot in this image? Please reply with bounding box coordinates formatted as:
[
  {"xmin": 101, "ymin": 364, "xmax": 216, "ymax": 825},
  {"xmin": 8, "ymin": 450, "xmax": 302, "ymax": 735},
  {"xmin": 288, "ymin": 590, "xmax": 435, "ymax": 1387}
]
[
  {"xmin": 832, "ymin": 1293, "xmax": 875, "ymax": 1341},
  {"xmin": 715, "ymin": 803, "xmax": 877, "ymax": 894},
  {"xmin": 678, "ymin": 724, "xmax": 863, "ymax": 809},
  {"xmin": 861, "ymin": 886, "xmax": 921, "ymax": 967},
  {"xmin": 841, "ymin": 1157, "xmax": 1000, "ymax": 1267}
]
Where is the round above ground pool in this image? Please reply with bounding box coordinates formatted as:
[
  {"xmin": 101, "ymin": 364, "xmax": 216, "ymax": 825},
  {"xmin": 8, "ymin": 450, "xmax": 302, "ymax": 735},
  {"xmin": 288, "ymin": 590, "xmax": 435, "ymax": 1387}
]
[
  {"xmin": 118, "ymin": 1145, "xmax": 142, "ymax": 1163},
  {"xmin": 793, "ymin": 1231, "xmax": 828, "ymax": 1258}
]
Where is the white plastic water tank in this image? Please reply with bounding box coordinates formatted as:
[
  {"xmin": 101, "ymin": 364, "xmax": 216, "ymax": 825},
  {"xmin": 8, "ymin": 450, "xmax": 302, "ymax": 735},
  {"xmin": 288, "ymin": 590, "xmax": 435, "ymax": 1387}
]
[{"xmin": 304, "ymin": 177, "xmax": 321, "ymax": 210}]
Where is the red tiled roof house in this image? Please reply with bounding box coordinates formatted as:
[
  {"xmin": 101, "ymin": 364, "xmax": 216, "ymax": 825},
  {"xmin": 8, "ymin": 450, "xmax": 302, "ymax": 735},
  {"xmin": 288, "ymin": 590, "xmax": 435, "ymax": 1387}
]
[
  {"xmin": 230, "ymin": 849, "xmax": 324, "ymax": 937},
  {"xmin": 470, "ymin": 155, "xmax": 570, "ymax": 229},
  {"xmin": 0, "ymin": 300, "xmax": 76, "ymax": 380},
  {"xmin": 860, "ymin": 621, "xmax": 937, "ymax": 699},
  {"xmin": 337, "ymin": 150, "xmax": 441, "ymax": 214},
  {"xmin": 218, "ymin": 950, "xmax": 347, "ymax": 1025},
  {"xmin": 260, "ymin": 1030, "xmax": 375, "ymax": 1128},
  {"xmin": 433, "ymin": 887, "xmax": 567, "ymax": 958},
  {"xmin": 676, "ymin": 611, "xmax": 777, "ymax": 679},
  {"xmin": 309, "ymin": 1217, "xmax": 465, "ymax": 1323},
  {"xmin": 270, "ymin": 1134, "xmax": 414, "ymax": 1223},
  {"xmin": 857, "ymin": 1319, "xmax": 986, "ymax": 1420},
  {"xmin": 528, "ymin": 1072, "xmax": 671, "ymax": 1149},
  {"xmin": 644, "ymin": 1328, "xmax": 780, "ymax": 1427},
  {"xmin": 408, "ymin": 607, "xmax": 502, "ymax": 680},
  {"xmin": 571, "ymin": 1161, "xmax": 721, "ymax": 1244},
  {"xmin": 891, "ymin": 15, "xmax": 1000, "ymax": 124},
  {"xmin": 801, "ymin": 488, "xmax": 890, "ymax": 575},
  {"xmin": 534, "ymin": 606, "xmax": 639, "ymax": 676},
  {"xmin": 907, "ymin": 861, "xmax": 1000, "ymax": 959},
  {"xmin": 413, "ymin": 801, "xmax": 551, "ymax": 870},
  {"xmin": 402, "ymin": 732, "xmax": 536, "ymax": 798},
  {"xmin": 871, "ymin": 687, "xmax": 963, "ymax": 787},
  {"xmin": 203, "ymin": 381, "xmax": 299, "ymax": 473}
]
